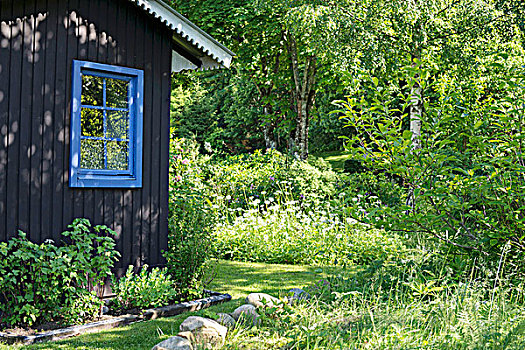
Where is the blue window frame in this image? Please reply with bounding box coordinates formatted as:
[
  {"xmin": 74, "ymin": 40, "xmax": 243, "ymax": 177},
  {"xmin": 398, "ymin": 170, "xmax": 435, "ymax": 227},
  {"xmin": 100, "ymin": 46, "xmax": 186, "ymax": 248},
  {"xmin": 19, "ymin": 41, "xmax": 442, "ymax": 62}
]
[{"xmin": 70, "ymin": 60, "xmax": 144, "ymax": 188}]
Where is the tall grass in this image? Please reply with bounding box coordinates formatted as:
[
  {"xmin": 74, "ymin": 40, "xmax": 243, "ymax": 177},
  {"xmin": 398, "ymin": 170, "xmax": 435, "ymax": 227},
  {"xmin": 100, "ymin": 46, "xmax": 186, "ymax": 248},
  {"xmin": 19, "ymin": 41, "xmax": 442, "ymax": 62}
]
[
  {"xmin": 213, "ymin": 194, "xmax": 405, "ymax": 266},
  {"xmin": 223, "ymin": 254, "xmax": 525, "ymax": 349}
]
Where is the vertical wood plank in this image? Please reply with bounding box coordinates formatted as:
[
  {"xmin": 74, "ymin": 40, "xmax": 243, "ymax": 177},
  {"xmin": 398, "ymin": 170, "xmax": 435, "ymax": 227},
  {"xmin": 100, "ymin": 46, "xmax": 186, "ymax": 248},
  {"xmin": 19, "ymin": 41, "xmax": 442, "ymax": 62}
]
[
  {"xmin": 79, "ymin": 0, "xmax": 94, "ymax": 223},
  {"xmin": 149, "ymin": 27, "xmax": 162, "ymax": 266},
  {"xmin": 0, "ymin": 0, "xmax": 12, "ymax": 241},
  {"xmin": 131, "ymin": 6, "xmax": 143, "ymax": 268},
  {"xmin": 61, "ymin": 0, "xmax": 76, "ymax": 231},
  {"xmin": 29, "ymin": 0, "xmax": 48, "ymax": 240},
  {"xmin": 68, "ymin": 0, "xmax": 84, "ymax": 224},
  {"xmin": 18, "ymin": 0, "xmax": 36, "ymax": 236},
  {"xmin": 121, "ymin": 1, "xmax": 134, "ymax": 269},
  {"xmin": 159, "ymin": 29, "xmax": 171, "ymax": 264},
  {"xmin": 104, "ymin": 0, "xmax": 117, "ymax": 250},
  {"xmin": 51, "ymin": 0, "xmax": 68, "ymax": 240},
  {"xmin": 41, "ymin": 0, "xmax": 58, "ymax": 238},
  {"xmin": 113, "ymin": 0, "xmax": 128, "ymax": 268},
  {"xmin": 141, "ymin": 15, "xmax": 153, "ymax": 266},
  {"xmin": 6, "ymin": 1, "xmax": 24, "ymax": 236},
  {"xmin": 91, "ymin": 0, "xmax": 105, "ymax": 229}
]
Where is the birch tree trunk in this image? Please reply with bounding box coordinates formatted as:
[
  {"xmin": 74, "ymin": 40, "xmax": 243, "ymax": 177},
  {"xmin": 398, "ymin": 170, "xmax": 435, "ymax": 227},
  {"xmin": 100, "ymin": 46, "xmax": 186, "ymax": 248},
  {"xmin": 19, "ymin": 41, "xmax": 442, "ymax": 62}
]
[
  {"xmin": 262, "ymin": 105, "xmax": 276, "ymax": 149},
  {"xmin": 287, "ymin": 32, "xmax": 317, "ymax": 160},
  {"xmin": 410, "ymin": 82, "xmax": 423, "ymax": 150}
]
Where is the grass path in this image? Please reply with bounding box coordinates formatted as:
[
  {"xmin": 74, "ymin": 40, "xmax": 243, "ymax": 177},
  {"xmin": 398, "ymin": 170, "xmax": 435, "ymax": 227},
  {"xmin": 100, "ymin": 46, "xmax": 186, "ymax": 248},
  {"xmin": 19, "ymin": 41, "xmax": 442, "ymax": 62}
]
[
  {"xmin": 313, "ymin": 151, "xmax": 350, "ymax": 172},
  {"xmin": 3, "ymin": 260, "xmax": 338, "ymax": 350}
]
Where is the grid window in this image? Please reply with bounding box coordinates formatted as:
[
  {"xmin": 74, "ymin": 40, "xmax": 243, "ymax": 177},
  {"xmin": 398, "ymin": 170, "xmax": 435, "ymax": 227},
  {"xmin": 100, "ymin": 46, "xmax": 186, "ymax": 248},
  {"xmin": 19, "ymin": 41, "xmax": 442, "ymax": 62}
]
[{"xmin": 70, "ymin": 61, "xmax": 143, "ymax": 188}]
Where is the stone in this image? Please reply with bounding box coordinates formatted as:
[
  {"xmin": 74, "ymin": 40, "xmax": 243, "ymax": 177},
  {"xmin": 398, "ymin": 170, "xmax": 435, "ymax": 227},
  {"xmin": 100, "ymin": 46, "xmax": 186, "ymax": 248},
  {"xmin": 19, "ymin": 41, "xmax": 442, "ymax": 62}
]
[
  {"xmin": 151, "ymin": 336, "xmax": 193, "ymax": 350},
  {"xmin": 179, "ymin": 316, "xmax": 227, "ymax": 349},
  {"xmin": 287, "ymin": 288, "xmax": 311, "ymax": 304},
  {"xmin": 245, "ymin": 293, "xmax": 282, "ymax": 308},
  {"xmin": 216, "ymin": 313, "xmax": 236, "ymax": 328},
  {"xmin": 230, "ymin": 304, "xmax": 260, "ymax": 326},
  {"xmin": 101, "ymin": 306, "xmax": 109, "ymax": 315},
  {"xmin": 177, "ymin": 331, "xmax": 196, "ymax": 343}
]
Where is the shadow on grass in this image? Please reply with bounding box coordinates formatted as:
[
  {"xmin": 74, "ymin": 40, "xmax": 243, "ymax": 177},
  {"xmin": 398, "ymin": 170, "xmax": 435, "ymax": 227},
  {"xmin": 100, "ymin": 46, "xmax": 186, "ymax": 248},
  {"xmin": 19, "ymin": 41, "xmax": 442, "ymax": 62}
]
[{"xmin": 3, "ymin": 260, "xmax": 346, "ymax": 350}]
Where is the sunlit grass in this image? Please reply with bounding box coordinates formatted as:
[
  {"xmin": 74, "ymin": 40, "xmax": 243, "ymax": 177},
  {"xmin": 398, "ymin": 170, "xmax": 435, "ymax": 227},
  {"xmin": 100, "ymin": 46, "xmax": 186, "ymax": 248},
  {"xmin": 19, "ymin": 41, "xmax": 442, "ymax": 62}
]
[
  {"xmin": 1, "ymin": 260, "xmax": 338, "ymax": 350},
  {"xmin": 313, "ymin": 151, "xmax": 350, "ymax": 172}
]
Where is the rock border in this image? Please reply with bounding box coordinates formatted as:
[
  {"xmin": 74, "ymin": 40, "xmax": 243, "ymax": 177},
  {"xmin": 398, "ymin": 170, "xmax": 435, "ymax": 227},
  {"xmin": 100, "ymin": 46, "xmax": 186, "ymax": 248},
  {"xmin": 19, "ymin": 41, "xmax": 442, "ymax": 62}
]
[{"xmin": 0, "ymin": 290, "xmax": 231, "ymax": 345}]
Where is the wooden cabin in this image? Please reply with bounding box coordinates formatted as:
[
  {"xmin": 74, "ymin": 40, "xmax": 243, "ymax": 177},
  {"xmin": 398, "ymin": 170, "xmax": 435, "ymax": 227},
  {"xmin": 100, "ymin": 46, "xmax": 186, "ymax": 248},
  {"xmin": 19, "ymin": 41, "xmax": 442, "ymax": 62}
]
[{"xmin": 0, "ymin": 0, "xmax": 233, "ymax": 272}]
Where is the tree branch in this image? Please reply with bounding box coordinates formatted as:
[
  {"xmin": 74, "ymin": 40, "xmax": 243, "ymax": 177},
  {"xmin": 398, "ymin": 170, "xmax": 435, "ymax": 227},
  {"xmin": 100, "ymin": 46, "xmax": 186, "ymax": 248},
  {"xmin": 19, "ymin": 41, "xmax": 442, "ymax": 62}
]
[{"xmin": 428, "ymin": 11, "xmax": 513, "ymax": 43}]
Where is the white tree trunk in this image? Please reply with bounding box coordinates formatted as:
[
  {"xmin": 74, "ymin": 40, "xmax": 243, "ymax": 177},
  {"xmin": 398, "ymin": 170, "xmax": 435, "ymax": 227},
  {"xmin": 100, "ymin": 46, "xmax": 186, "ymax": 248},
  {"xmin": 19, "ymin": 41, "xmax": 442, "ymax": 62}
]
[
  {"xmin": 262, "ymin": 106, "xmax": 275, "ymax": 149},
  {"xmin": 410, "ymin": 83, "xmax": 423, "ymax": 150}
]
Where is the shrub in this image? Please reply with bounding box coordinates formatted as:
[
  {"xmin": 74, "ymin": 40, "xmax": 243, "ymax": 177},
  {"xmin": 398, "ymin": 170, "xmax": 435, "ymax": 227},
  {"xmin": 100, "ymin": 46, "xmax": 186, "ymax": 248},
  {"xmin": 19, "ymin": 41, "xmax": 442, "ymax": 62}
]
[
  {"xmin": 166, "ymin": 137, "xmax": 215, "ymax": 300},
  {"xmin": 61, "ymin": 290, "xmax": 104, "ymax": 326},
  {"xmin": 111, "ymin": 265, "xmax": 177, "ymax": 310},
  {"xmin": 206, "ymin": 150, "xmax": 339, "ymax": 209},
  {"xmin": 340, "ymin": 60, "xmax": 525, "ymax": 263},
  {"xmin": 0, "ymin": 219, "xmax": 119, "ymax": 327},
  {"xmin": 214, "ymin": 201, "xmax": 406, "ymax": 266},
  {"xmin": 165, "ymin": 187, "xmax": 214, "ymax": 301}
]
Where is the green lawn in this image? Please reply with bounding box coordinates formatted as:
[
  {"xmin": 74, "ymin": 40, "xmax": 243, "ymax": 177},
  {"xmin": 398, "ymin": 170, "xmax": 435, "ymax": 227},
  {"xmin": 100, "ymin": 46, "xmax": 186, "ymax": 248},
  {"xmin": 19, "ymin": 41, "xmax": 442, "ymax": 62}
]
[
  {"xmin": 2, "ymin": 260, "xmax": 338, "ymax": 350},
  {"xmin": 313, "ymin": 151, "xmax": 350, "ymax": 172}
]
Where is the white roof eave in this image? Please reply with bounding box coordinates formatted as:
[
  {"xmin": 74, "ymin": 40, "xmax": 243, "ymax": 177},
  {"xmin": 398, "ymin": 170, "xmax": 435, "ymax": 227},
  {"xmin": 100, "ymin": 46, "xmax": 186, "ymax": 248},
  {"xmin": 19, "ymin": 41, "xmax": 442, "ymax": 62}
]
[{"xmin": 130, "ymin": 0, "xmax": 234, "ymax": 71}]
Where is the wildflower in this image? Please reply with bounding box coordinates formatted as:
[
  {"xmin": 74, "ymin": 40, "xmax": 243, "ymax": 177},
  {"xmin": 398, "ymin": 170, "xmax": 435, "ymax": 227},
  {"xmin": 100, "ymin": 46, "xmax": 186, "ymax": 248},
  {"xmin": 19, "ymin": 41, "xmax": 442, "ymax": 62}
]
[
  {"xmin": 269, "ymin": 176, "xmax": 275, "ymax": 181},
  {"xmin": 182, "ymin": 159, "xmax": 190, "ymax": 165},
  {"xmin": 174, "ymin": 175, "xmax": 182, "ymax": 182}
]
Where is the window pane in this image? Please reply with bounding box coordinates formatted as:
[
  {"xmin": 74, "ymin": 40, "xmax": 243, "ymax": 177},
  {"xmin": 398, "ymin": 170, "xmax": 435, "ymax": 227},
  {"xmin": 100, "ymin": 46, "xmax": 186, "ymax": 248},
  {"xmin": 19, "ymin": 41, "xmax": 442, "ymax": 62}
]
[
  {"xmin": 81, "ymin": 108, "xmax": 104, "ymax": 137},
  {"xmin": 107, "ymin": 141, "xmax": 129, "ymax": 170},
  {"xmin": 80, "ymin": 139, "xmax": 105, "ymax": 169},
  {"xmin": 81, "ymin": 75, "xmax": 103, "ymax": 106},
  {"xmin": 107, "ymin": 111, "xmax": 129, "ymax": 139},
  {"xmin": 106, "ymin": 78, "xmax": 129, "ymax": 108}
]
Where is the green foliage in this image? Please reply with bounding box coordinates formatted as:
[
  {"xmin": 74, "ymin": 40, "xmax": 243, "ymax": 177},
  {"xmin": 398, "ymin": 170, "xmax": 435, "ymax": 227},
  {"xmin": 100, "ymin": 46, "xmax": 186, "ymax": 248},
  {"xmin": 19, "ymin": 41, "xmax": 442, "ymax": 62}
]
[
  {"xmin": 340, "ymin": 59, "xmax": 525, "ymax": 261},
  {"xmin": 169, "ymin": 0, "xmax": 350, "ymax": 156},
  {"xmin": 245, "ymin": 263, "xmax": 525, "ymax": 349},
  {"xmin": 207, "ymin": 150, "xmax": 339, "ymax": 209},
  {"xmin": 164, "ymin": 137, "xmax": 215, "ymax": 301},
  {"xmin": 214, "ymin": 200, "xmax": 406, "ymax": 266},
  {"xmin": 111, "ymin": 265, "xmax": 177, "ymax": 310},
  {"xmin": 61, "ymin": 290, "xmax": 104, "ymax": 326},
  {"xmin": 0, "ymin": 219, "xmax": 119, "ymax": 327}
]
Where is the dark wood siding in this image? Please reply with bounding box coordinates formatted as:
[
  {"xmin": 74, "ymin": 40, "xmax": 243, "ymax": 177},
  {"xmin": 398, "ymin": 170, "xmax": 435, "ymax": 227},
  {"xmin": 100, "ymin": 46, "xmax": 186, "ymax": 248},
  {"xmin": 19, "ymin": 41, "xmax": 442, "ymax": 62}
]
[{"xmin": 0, "ymin": 0, "xmax": 171, "ymax": 271}]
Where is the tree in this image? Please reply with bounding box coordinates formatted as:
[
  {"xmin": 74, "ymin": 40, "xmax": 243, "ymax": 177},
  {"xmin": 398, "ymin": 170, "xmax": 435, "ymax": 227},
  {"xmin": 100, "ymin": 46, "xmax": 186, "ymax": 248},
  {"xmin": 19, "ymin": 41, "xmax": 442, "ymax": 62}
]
[{"xmin": 338, "ymin": 0, "xmax": 520, "ymax": 208}]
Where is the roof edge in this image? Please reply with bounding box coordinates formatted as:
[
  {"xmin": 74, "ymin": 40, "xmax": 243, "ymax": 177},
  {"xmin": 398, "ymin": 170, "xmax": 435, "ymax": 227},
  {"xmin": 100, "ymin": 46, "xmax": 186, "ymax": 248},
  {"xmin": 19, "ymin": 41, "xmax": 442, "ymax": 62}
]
[{"xmin": 131, "ymin": 0, "xmax": 235, "ymax": 70}]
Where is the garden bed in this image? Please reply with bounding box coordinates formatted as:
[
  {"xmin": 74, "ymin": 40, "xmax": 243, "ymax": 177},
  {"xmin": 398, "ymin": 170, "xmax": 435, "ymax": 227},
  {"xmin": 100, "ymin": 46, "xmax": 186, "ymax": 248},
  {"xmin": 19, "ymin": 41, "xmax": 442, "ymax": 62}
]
[{"xmin": 0, "ymin": 290, "xmax": 231, "ymax": 345}]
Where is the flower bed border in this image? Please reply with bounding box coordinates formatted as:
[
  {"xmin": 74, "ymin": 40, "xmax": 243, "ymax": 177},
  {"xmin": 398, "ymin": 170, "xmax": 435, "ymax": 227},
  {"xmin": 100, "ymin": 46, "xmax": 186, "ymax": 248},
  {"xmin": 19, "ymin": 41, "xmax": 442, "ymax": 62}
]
[{"xmin": 0, "ymin": 290, "xmax": 231, "ymax": 345}]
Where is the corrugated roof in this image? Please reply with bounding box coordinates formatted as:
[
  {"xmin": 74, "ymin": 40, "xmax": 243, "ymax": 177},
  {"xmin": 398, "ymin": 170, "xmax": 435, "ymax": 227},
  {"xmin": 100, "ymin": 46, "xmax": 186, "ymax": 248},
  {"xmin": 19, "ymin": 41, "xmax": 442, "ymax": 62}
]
[{"xmin": 129, "ymin": 0, "xmax": 234, "ymax": 71}]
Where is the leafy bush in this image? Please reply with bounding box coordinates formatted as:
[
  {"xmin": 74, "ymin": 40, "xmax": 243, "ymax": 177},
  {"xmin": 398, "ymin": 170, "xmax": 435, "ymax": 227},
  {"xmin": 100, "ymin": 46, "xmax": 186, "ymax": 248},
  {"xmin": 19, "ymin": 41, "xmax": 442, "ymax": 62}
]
[
  {"xmin": 165, "ymin": 136, "xmax": 215, "ymax": 301},
  {"xmin": 111, "ymin": 265, "xmax": 177, "ymax": 310},
  {"xmin": 61, "ymin": 290, "xmax": 104, "ymax": 326},
  {"xmin": 206, "ymin": 149, "xmax": 339, "ymax": 209},
  {"xmin": 340, "ymin": 60, "xmax": 525, "ymax": 263},
  {"xmin": 214, "ymin": 200, "xmax": 406, "ymax": 266},
  {"xmin": 0, "ymin": 219, "xmax": 119, "ymax": 327},
  {"xmin": 165, "ymin": 186, "xmax": 214, "ymax": 301}
]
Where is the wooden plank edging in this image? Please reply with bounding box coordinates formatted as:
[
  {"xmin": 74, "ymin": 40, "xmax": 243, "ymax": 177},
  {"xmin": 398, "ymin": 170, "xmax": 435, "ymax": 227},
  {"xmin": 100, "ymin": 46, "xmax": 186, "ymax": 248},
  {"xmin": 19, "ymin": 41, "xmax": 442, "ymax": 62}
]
[{"xmin": 0, "ymin": 291, "xmax": 231, "ymax": 345}]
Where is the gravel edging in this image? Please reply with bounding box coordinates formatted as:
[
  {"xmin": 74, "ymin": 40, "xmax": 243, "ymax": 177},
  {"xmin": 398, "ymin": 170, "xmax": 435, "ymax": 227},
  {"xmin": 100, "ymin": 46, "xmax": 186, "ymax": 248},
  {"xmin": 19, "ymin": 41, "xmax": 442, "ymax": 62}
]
[{"xmin": 0, "ymin": 290, "xmax": 231, "ymax": 345}]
